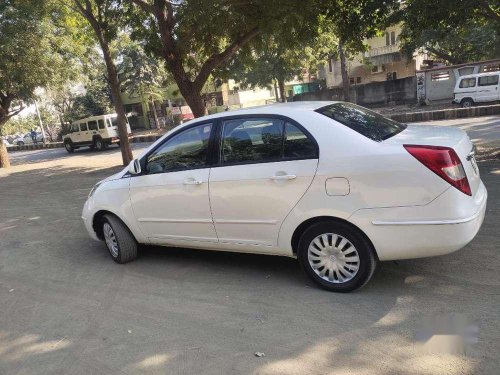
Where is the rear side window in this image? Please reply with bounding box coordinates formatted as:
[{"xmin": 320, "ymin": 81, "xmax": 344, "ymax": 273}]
[
  {"xmin": 284, "ymin": 123, "xmax": 317, "ymax": 159},
  {"xmin": 88, "ymin": 121, "xmax": 98, "ymax": 131},
  {"xmin": 478, "ymin": 75, "xmax": 499, "ymax": 86},
  {"xmin": 80, "ymin": 123, "xmax": 88, "ymax": 131},
  {"xmin": 316, "ymin": 103, "xmax": 406, "ymax": 142},
  {"xmin": 98, "ymin": 119, "xmax": 105, "ymax": 129},
  {"xmin": 221, "ymin": 118, "xmax": 283, "ymax": 164},
  {"xmin": 459, "ymin": 78, "xmax": 476, "ymax": 88}
]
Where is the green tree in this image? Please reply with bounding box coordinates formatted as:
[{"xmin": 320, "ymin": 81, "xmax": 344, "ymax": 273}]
[
  {"xmin": 220, "ymin": 38, "xmax": 306, "ymax": 102},
  {"xmin": 117, "ymin": 38, "xmax": 170, "ymax": 126},
  {"xmin": 0, "ymin": 0, "xmax": 76, "ymax": 168},
  {"xmin": 128, "ymin": 0, "xmax": 319, "ymax": 117},
  {"xmin": 320, "ymin": 1, "xmax": 399, "ymax": 101},
  {"xmin": 69, "ymin": 0, "xmax": 133, "ymax": 165},
  {"xmin": 395, "ymin": 0, "xmax": 500, "ymax": 64}
]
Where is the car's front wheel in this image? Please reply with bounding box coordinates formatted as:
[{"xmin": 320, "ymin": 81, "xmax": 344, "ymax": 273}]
[
  {"xmin": 17, "ymin": 141, "xmax": 24, "ymax": 146},
  {"xmin": 102, "ymin": 214, "xmax": 138, "ymax": 263},
  {"xmin": 298, "ymin": 221, "xmax": 377, "ymax": 292},
  {"xmin": 64, "ymin": 140, "xmax": 74, "ymax": 153}
]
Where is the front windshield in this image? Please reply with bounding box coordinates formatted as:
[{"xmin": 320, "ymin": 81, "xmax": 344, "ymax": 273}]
[{"xmin": 316, "ymin": 103, "xmax": 407, "ymax": 141}]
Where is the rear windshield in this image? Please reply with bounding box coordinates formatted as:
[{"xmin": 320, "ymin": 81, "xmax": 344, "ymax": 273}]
[{"xmin": 316, "ymin": 103, "xmax": 407, "ymax": 141}]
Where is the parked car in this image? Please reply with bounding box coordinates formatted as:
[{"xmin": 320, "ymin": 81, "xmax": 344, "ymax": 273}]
[
  {"xmin": 82, "ymin": 102, "xmax": 487, "ymax": 292},
  {"xmin": 14, "ymin": 132, "xmax": 44, "ymax": 146},
  {"xmin": 453, "ymin": 71, "xmax": 500, "ymax": 108},
  {"xmin": 62, "ymin": 114, "xmax": 132, "ymax": 153},
  {"xmin": 2, "ymin": 137, "xmax": 11, "ymax": 147}
]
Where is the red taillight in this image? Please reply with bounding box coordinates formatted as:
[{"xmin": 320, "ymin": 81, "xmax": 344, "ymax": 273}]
[{"xmin": 404, "ymin": 145, "xmax": 471, "ymax": 196}]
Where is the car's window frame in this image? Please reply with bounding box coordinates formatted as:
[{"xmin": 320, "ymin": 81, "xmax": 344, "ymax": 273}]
[
  {"xmin": 139, "ymin": 121, "xmax": 216, "ymax": 176},
  {"xmin": 316, "ymin": 102, "xmax": 407, "ymax": 142},
  {"xmin": 478, "ymin": 74, "xmax": 499, "ymax": 87},
  {"xmin": 88, "ymin": 120, "xmax": 98, "ymax": 131},
  {"xmin": 214, "ymin": 114, "xmax": 319, "ymax": 167},
  {"xmin": 459, "ymin": 77, "xmax": 476, "ymax": 88},
  {"xmin": 135, "ymin": 114, "xmax": 318, "ymax": 177}
]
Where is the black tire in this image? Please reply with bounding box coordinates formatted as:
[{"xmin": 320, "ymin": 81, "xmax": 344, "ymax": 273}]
[
  {"xmin": 17, "ymin": 141, "xmax": 24, "ymax": 146},
  {"xmin": 297, "ymin": 221, "xmax": 377, "ymax": 292},
  {"xmin": 64, "ymin": 140, "xmax": 74, "ymax": 153},
  {"xmin": 94, "ymin": 137, "xmax": 105, "ymax": 151},
  {"xmin": 102, "ymin": 214, "xmax": 138, "ymax": 264},
  {"xmin": 461, "ymin": 98, "xmax": 474, "ymax": 108}
]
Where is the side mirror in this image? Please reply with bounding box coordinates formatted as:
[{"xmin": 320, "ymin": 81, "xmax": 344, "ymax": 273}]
[{"xmin": 128, "ymin": 159, "xmax": 142, "ymax": 175}]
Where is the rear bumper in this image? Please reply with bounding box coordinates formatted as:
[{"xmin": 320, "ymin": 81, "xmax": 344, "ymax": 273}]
[{"xmin": 350, "ymin": 182, "xmax": 487, "ymax": 261}]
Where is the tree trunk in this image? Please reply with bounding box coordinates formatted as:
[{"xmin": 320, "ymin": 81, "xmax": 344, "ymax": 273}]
[
  {"xmin": 278, "ymin": 79, "xmax": 287, "ymax": 103},
  {"xmin": 273, "ymin": 80, "xmax": 279, "ymax": 102},
  {"xmin": 178, "ymin": 85, "xmax": 207, "ymax": 118},
  {"xmin": 0, "ymin": 141, "xmax": 10, "ymax": 169},
  {"xmin": 338, "ymin": 41, "xmax": 350, "ymax": 102},
  {"xmin": 97, "ymin": 31, "xmax": 133, "ymax": 166}
]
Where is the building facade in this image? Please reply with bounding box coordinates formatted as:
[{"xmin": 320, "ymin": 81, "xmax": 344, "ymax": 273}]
[{"xmin": 324, "ymin": 25, "xmax": 426, "ymax": 88}]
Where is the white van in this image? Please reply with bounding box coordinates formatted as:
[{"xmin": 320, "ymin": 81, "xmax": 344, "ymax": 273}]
[
  {"xmin": 63, "ymin": 114, "xmax": 132, "ymax": 153},
  {"xmin": 453, "ymin": 72, "xmax": 500, "ymax": 108}
]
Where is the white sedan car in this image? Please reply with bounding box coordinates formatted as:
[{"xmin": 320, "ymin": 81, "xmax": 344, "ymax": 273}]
[{"xmin": 82, "ymin": 102, "xmax": 487, "ymax": 292}]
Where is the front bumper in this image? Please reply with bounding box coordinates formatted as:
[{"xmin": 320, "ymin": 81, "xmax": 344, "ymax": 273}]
[{"xmin": 82, "ymin": 199, "xmax": 100, "ymax": 241}]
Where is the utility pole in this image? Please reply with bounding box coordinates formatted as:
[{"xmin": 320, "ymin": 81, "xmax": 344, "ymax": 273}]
[{"xmin": 34, "ymin": 100, "xmax": 47, "ymax": 144}]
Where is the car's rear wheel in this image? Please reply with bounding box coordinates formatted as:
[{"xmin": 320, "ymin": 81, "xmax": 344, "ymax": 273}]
[
  {"xmin": 102, "ymin": 214, "xmax": 138, "ymax": 263},
  {"xmin": 461, "ymin": 98, "xmax": 474, "ymax": 108},
  {"xmin": 17, "ymin": 141, "xmax": 24, "ymax": 147},
  {"xmin": 94, "ymin": 138, "xmax": 106, "ymax": 151},
  {"xmin": 298, "ymin": 221, "xmax": 376, "ymax": 292}
]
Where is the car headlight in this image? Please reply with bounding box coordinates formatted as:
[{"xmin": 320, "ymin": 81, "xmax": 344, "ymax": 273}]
[{"xmin": 88, "ymin": 182, "xmax": 103, "ymax": 198}]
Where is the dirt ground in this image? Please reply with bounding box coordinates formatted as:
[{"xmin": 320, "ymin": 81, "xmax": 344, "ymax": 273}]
[{"xmin": 0, "ymin": 145, "xmax": 499, "ymax": 375}]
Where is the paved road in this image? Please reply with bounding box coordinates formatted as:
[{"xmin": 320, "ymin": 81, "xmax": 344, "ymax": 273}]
[
  {"xmin": 410, "ymin": 115, "xmax": 500, "ymax": 150},
  {"xmin": 0, "ymin": 146, "xmax": 499, "ymax": 374}
]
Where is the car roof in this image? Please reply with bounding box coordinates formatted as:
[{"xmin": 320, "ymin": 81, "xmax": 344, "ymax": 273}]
[
  {"xmin": 460, "ymin": 71, "xmax": 500, "ymax": 79},
  {"xmin": 180, "ymin": 101, "xmax": 338, "ymax": 126},
  {"xmin": 73, "ymin": 113, "xmax": 117, "ymax": 123}
]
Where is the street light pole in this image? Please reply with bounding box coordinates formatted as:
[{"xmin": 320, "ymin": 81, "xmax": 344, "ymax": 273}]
[{"xmin": 34, "ymin": 100, "xmax": 47, "ymax": 144}]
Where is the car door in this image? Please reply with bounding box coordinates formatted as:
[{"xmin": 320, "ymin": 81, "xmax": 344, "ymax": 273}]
[
  {"xmin": 129, "ymin": 122, "xmax": 218, "ymax": 245},
  {"xmin": 209, "ymin": 117, "xmax": 319, "ymax": 249},
  {"xmin": 476, "ymin": 74, "xmax": 499, "ymax": 102},
  {"xmin": 79, "ymin": 122, "xmax": 90, "ymax": 143}
]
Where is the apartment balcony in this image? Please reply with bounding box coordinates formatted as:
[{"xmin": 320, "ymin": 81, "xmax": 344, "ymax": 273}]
[
  {"xmin": 366, "ymin": 44, "xmax": 400, "ymax": 57},
  {"xmin": 365, "ymin": 44, "xmax": 402, "ymax": 66}
]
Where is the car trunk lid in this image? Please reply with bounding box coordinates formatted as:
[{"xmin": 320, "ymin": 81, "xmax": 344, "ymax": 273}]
[{"xmin": 385, "ymin": 124, "xmax": 480, "ymax": 196}]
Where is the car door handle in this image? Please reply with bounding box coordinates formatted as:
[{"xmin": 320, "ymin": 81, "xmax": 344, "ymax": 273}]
[
  {"xmin": 271, "ymin": 174, "xmax": 297, "ymax": 181},
  {"xmin": 183, "ymin": 178, "xmax": 203, "ymax": 185}
]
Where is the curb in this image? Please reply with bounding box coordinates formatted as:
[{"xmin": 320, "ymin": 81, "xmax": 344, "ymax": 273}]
[
  {"xmin": 389, "ymin": 104, "xmax": 500, "ymax": 123},
  {"xmin": 7, "ymin": 135, "xmax": 163, "ymax": 153}
]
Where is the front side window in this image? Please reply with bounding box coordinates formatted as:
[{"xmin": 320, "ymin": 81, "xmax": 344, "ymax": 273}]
[
  {"xmin": 317, "ymin": 103, "xmax": 406, "ymax": 142},
  {"xmin": 88, "ymin": 120, "xmax": 98, "ymax": 131},
  {"xmin": 80, "ymin": 123, "xmax": 88, "ymax": 131},
  {"xmin": 146, "ymin": 123, "xmax": 212, "ymax": 174},
  {"xmin": 459, "ymin": 78, "xmax": 476, "ymax": 88},
  {"xmin": 221, "ymin": 118, "xmax": 283, "ymax": 164},
  {"xmin": 98, "ymin": 119, "xmax": 105, "ymax": 129},
  {"xmin": 71, "ymin": 124, "xmax": 79, "ymax": 132},
  {"xmin": 478, "ymin": 75, "xmax": 499, "ymax": 86}
]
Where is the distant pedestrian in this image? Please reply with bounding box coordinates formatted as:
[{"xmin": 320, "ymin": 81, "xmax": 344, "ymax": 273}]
[{"xmin": 30, "ymin": 129, "xmax": 37, "ymax": 145}]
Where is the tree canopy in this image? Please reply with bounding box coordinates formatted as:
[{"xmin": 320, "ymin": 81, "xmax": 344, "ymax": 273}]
[{"xmin": 396, "ymin": 0, "xmax": 500, "ymax": 64}]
